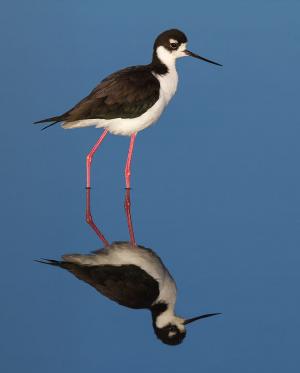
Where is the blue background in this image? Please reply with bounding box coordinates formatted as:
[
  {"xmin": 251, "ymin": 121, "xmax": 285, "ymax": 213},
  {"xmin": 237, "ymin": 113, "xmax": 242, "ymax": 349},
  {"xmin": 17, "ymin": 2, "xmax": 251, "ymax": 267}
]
[{"xmin": 1, "ymin": 0, "xmax": 299, "ymax": 371}]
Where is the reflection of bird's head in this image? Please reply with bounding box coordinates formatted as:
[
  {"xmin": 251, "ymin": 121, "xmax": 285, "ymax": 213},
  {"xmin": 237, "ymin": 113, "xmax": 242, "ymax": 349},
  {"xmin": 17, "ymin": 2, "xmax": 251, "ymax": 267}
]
[
  {"xmin": 151, "ymin": 302, "xmax": 221, "ymax": 346},
  {"xmin": 154, "ymin": 319, "xmax": 186, "ymax": 346},
  {"xmin": 151, "ymin": 303, "xmax": 186, "ymax": 345}
]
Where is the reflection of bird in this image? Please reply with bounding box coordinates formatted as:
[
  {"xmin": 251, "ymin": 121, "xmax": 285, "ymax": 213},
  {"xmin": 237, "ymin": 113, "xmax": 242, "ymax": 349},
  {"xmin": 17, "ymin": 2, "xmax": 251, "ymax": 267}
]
[
  {"xmin": 34, "ymin": 29, "xmax": 221, "ymax": 188},
  {"xmin": 36, "ymin": 190, "xmax": 220, "ymax": 345},
  {"xmin": 37, "ymin": 244, "xmax": 219, "ymax": 345}
]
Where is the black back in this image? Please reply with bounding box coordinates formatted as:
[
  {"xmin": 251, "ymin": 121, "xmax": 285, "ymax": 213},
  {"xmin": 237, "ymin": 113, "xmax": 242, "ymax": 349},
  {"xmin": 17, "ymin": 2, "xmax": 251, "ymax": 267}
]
[
  {"xmin": 60, "ymin": 261, "xmax": 159, "ymax": 309},
  {"xmin": 35, "ymin": 66, "xmax": 161, "ymax": 125}
]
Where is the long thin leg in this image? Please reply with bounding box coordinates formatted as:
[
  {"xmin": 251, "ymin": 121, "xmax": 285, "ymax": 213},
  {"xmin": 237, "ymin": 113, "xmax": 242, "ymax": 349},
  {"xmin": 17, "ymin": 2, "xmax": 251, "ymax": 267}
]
[
  {"xmin": 86, "ymin": 129, "xmax": 109, "ymax": 188},
  {"xmin": 125, "ymin": 133, "xmax": 137, "ymax": 189},
  {"xmin": 85, "ymin": 188, "xmax": 110, "ymax": 247},
  {"xmin": 124, "ymin": 189, "xmax": 136, "ymax": 246}
]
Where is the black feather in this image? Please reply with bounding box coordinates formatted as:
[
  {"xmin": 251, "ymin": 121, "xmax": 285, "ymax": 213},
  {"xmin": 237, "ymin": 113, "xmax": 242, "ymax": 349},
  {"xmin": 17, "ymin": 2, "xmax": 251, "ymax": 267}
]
[
  {"xmin": 34, "ymin": 258, "xmax": 61, "ymax": 266},
  {"xmin": 41, "ymin": 121, "xmax": 60, "ymax": 131},
  {"xmin": 33, "ymin": 116, "xmax": 61, "ymax": 124},
  {"xmin": 33, "ymin": 116, "xmax": 63, "ymax": 130}
]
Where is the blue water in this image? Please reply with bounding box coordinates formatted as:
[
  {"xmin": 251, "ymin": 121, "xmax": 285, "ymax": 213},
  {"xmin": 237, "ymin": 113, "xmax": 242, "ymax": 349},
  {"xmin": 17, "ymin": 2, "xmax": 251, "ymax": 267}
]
[{"xmin": 1, "ymin": 1, "xmax": 300, "ymax": 372}]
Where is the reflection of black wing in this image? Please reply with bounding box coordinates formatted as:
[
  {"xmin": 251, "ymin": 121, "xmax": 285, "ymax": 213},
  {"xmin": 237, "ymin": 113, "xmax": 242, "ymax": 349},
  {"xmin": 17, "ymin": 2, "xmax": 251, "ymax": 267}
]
[{"xmin": 62, "ymin": 262, "xmax": 159, "ymax": 309}]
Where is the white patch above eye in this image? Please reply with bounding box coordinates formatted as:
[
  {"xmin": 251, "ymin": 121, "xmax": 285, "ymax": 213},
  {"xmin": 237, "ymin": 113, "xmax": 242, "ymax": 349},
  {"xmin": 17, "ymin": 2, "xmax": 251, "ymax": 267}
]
[{"xmin": 169, "ymin": 38, "xmax": 178, "ymax": 44}]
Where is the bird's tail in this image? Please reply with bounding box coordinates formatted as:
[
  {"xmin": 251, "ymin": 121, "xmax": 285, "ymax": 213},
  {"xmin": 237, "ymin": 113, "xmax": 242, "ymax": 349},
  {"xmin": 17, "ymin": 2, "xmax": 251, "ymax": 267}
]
[
  {"xmin": 34, "ymin": 258, "xmax": 62, "ymax": 267},
  {"xmin": 33, "ymin": 115, "xmax": 64, "ymax": 131}
]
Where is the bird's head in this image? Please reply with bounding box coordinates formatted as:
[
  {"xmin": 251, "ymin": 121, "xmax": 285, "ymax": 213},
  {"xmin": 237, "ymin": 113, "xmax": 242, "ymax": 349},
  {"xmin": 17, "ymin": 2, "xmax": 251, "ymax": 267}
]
[
  {"xmin": 153, "ymin": 29, "xmax": 222, "ymax": 68},
  {"xmin": 152, "ymin": 303, "xmax": 221, "ymax": 346},
  {"xmin": 153, "ymin": 315, "xmax": 187, "ymax": 346}
]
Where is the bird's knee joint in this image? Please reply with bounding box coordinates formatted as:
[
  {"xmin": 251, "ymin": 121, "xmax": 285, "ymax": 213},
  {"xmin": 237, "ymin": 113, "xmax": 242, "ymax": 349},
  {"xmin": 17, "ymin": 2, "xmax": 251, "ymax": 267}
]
[{"xmin": 86, "ymin": 215, "xmax": 92, "ymax": 224}]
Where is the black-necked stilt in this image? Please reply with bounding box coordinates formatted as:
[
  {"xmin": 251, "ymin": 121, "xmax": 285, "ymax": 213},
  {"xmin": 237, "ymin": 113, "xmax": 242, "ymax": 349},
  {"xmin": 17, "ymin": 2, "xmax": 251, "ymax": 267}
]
[
  {"xmin": 34, "ymin": 29, "xmax": 222, "ymax": 189},
  {"xmin": 36, "ymin": 189, "xmax": 221, "ymax": 345}
]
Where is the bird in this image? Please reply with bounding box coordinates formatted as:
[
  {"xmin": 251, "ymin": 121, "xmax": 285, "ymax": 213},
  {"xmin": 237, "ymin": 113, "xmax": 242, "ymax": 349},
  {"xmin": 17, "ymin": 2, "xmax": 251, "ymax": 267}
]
[
  {"xmin": 36, "ymin": 189, "xmax": 220, "ymax": 345},
  {"xmin": 34, "ymin": 29, "xmax": 222, "ymax": 189},
  {"xmin": 37, "ymin": 243, "xmax": 220, "ymax": 345}
]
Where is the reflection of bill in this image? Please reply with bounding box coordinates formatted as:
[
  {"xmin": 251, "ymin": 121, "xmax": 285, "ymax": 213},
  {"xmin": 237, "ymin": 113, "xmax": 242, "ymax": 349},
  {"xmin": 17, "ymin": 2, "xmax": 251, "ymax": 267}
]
[{"xmin": 37, "ymin": 189, "xmax": 220, "ymax": 345}]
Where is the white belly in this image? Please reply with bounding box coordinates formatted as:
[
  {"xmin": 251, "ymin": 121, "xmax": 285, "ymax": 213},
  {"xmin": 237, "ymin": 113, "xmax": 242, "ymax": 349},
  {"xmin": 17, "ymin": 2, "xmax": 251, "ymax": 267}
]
[
  {"xmin": 62, "ymin": 68, "xmax": 178, "ymax": 136},
  {"xmin": 99, "ymin": 94, "xmax": 166, "ymax": 135}
]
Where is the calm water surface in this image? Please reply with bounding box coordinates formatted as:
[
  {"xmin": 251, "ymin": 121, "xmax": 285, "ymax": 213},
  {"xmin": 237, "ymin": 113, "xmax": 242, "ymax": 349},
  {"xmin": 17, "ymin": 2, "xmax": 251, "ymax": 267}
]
[{"xmin": 1, "ymin": 1, "xmax": 300, "ymax": 372}]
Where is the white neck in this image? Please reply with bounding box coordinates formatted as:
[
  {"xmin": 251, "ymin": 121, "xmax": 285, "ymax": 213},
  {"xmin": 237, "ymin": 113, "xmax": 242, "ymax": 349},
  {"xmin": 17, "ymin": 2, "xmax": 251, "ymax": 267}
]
[
  {"xmin": 156, "ymin": 46, "xmax": 177, "ymax": 70},
  {"xmin": 155, "ymin": 306, "xmax": 185, "ymax": 331},
  {"xmin": 153, "ymin": 46, "xmax": 179, "ymax": 104}
]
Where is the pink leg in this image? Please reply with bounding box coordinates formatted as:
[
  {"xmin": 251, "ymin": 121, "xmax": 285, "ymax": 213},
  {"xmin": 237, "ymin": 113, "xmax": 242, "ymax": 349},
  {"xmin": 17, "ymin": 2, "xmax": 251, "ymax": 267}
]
[
  {"xmin": 125, "ymin": 133, "xmax": 137, "ymax": 189},
  {"xmin": 86, "ymin": 129, "xmax": 109, "ymax": 188},
  {"xmin": 124, "ymin": 189, "xmax": 136, "ymax": 246},
  {"xmin": 85, "ymin": 188, "xmax": 110, "ymax": 247}
]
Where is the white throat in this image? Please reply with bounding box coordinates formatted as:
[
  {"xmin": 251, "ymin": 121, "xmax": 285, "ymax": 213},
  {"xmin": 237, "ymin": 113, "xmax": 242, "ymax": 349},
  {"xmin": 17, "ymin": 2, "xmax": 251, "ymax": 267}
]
[
  {"xmin": 153, "ymin": 46, "xmax": 179, "ymax": 104},
  {"xmin": 156, "ymin": 46, "xmax": 177, "ymax": 69},
  {"xmin": 155, "ymin": 306, "xmax": 185, "ymax": 332}
]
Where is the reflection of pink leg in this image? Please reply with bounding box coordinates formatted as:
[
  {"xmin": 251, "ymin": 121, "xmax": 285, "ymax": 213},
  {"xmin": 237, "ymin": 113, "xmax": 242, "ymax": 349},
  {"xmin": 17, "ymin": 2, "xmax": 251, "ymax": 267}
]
[
  {"xmin": 86, "ymin": 129, "xmax": 109, "ymax": 189},
  {"xmin": 124, "ymin": 189, "xmax": 136, "ymax": 246},
  {"xmin": 125, "ymin": 133, "xmax": 137, "ymax": 189},
  {"xmin": 85, "ymin": 188, "xmax": 109, "ymax": 247}
]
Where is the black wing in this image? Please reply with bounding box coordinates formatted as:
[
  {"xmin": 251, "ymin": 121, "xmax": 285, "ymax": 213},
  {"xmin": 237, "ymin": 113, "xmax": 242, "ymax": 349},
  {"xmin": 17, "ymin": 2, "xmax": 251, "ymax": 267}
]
[
  {"xmin": 34, "ymin": 66, "xmax": 160, "ymax": 125},
  {"xmin": 61, "ymin": 262, "xmax": 159, "ymax": 309}
]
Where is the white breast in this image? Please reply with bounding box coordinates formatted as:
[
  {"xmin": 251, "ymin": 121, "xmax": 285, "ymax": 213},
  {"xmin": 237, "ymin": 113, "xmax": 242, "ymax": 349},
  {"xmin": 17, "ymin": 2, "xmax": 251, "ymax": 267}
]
[{"xmin": 153, "ymin": 64, "xmax": 178, "ymax": 105}]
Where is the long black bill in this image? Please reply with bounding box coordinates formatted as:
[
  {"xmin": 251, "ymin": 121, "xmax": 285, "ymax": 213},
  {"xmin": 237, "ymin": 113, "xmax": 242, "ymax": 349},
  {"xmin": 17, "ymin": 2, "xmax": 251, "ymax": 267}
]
[
  {"xmin": 184, "ymin": 312, "xmax": 221, "ymax": 325},
  {"xmin": 185, "ymin": 50, "xmax": 222, "ymax": 67}
]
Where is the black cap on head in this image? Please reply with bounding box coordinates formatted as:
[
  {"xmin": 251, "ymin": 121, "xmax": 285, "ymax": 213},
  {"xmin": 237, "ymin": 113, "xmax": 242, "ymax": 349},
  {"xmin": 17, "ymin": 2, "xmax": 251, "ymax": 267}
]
[
  {"xmin": 154, "ymin": 29, "xmax": 188, "ymax": 51},
  {"xmin": 153, "ymin": 324, "xmax": 186, "ymax": 346}
]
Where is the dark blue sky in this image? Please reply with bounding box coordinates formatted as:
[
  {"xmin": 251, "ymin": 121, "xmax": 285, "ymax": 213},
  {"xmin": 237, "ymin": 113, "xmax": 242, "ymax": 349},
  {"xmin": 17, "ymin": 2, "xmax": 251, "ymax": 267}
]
[{"xmin": 1, "ymin": 0, "xmax": 300, "ymax": 372}]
